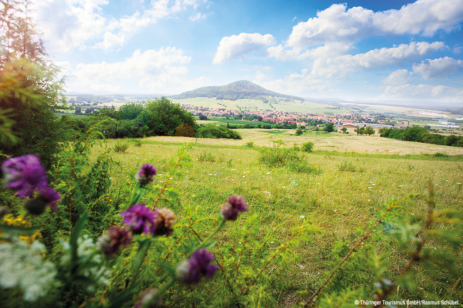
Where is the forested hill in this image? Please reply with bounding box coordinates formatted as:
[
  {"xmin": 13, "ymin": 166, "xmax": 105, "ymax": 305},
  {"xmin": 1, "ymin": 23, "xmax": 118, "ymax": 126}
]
[{"xmin": 169, "ymin": 80, "xmax": 304, "ymax": 102}]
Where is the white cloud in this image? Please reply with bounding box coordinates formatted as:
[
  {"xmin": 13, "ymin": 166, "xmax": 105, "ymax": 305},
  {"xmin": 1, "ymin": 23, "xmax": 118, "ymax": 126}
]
[
  {"xmin": 286, "ymin": 0, "xmax": 463, "ymax": 49},
  {"xmin": 292, "ymin": 16, "xmax": 297, "ymax": 22},
  {"xmin": 255, "ymin": 70, "xmax": 265, "ymax": 81},
  {"xmin": 34, "ymin": 0, "xmax": 206, "ymax": 52},
  {"xmin": 382, "ymin": 84, "xmax": 463, "ymax": 101},
  {"xmin": 267, "ymin": 42, "xmax": 351, "ymax": 61},
  {"xmin": 310, "ymin": 41, "xmax": 445, "ymax": 78},
  {"xmin": 213, "ymin": 33, "xmax": 276, "ymax": 64},
  {"xmin": 412, "ymin": 57, "xmax": 463, "ymax": 79},
  {"xmin": 256, "ymin": 69, "xmax": 332, "ymax": 96},
  {"xmin": 190, "ymin": 12, "xmax": 205, "ymax": 21},
  {"xmin": 382, "ymin": 69, "xmax": 413, "ymax": 85},
  {"xmin": 62, "ymin": 47, "xmax": 209, "ymax": 93}
]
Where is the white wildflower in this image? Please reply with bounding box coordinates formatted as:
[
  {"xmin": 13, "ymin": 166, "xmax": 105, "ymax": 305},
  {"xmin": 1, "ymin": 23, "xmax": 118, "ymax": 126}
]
[
  {"xmin": 0, "ymin": 239, "xmax": 58, "ymax": 302},
  {"xmin": 60, "ymin": 235, "xmax": 111, "ymax": 291},
  {"xmin": 300, "ymin": 215, "xmax": 305, "ymax": 219}
]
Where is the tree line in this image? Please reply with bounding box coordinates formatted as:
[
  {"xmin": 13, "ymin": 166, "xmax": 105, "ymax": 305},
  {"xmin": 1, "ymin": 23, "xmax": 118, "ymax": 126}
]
[{"xmin": 379, "ymin": 126, "xmax": 463, "ymax": 147}]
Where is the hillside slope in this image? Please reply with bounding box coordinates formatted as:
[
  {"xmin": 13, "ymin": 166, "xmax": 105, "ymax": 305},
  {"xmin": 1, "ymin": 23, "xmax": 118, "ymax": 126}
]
[{"xmin": 169, "ymin": 80, "xmax": 304, "ymax": 102}]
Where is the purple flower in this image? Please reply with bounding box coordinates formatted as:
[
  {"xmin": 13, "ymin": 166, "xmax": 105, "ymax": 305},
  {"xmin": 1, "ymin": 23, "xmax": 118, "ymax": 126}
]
[
  {"xmin": 135, "ymin": 164, "xmax": 157, "ymax": 185},
  {"xmin": 39, "ymin": 187, "xmax": 61, "ymax": 211},
  {"xmin": 134, "ymin": 289, "xmax": 162, "ymax": 308},
  {"xmin": 221, "ymin": 195, "xmax": 248, "ymax": 221},
  {"xmin": 120, "ymin": 204, "xmax": 156, "ymax": 235},
  {"xmin": 176, "ymin": 248, "xmax": 218, "ymax": 284},
  {"xmin": 25, "ymin": 187, "xmax": 61, "ymax": 215},
  {"xmin": 152, "ymin": 208, "xmax": 176, "ymax": 236},
  {"xmin": 96, "ymin": 226, "xmax": 133, "ymax": 255},
  {"xmin": 2, "ymin": 154, "xmax": 48, "ymax": 198}
]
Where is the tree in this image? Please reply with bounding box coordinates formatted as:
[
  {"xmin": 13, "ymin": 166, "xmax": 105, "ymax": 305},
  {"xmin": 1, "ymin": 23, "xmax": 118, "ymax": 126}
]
[
  {"xmin": 341, "ymin": 127, "xmax": 347, "ymax": 134},
  {"xmin": 365, "ymin": 126, "xmax": 375, "ymax": 136},
  {"xmin": 295, "ymin": 127, "xmax": 303, "ymax": 136},
  {"xmin": 0, "ymin": 0, "xmax": 66, "ymax": 167},
  {"xmin": 324, "ymin": 122, "xmax": 335, "ymax": 132},
  {"xmin": 145, "ymin": 97, "xmax": 197, "ymax": 136},
  {"xmin": 176, "ymin": 124, "xmax": 195, "ymax": 137},
  {"xmin": 199, "ymin": 114, "xmax": 208, "ymax": 120}
]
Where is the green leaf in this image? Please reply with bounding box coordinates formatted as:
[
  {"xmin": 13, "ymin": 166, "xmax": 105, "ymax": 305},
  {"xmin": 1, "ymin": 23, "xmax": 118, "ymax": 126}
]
[
  {"xmin": 132, "ymin": 239, "xmax": 151, "ymax": 274},
  {"xmin": 70, "ymin": 212, "xmax": 88, "ymax": 264}
]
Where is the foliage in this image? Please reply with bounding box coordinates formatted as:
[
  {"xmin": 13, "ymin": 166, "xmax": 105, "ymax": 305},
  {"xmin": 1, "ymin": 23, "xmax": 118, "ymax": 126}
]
[
  {"xmin": 0, "ymin": 1, "xmax": 66, "ymax": 167},
  {"xmin": 198, "ymin": 151, "xmax": 215, "ymax": 162},
  {"xmin": 199, "ymin": 114, "xmax": 208, "ymax": 120},
  {"xmin": 324, "ymin": 122, "xmax": 335, "ymax": 132},
  {"xmin": 381, "ymin": 126, "xmax": 463, "ymax": 147},
  {"xmin": 338, "ymin": 161, "xmax": 362, "ymax": 172},
  {"xmin": 113, "ymin": 142, "xmax": 129, "ymax": 153},
  {"xmin": 197, "ymin": 125, "xmax": 242, "ymax": 139},
  {"xmin": 355, "ymin": 126, "xmax": 375, "ymax": 136},
  {"xmin": 301, "ymin": 142, "xmax": 314, "ymax": 153},
  {"xmin": 245, "ymin": 141, "xmax": 254, "ymax": 148},
  {"xmin": 145, "ymin": 97, "xmax": 197, "ymax": 136},
  {"xmin": 295, "ymin": 127, "xmax": 303, "ymax": 136},
  {"xmin": 176, "ymin": 123, "xmax": 195, "ymax": 137}
]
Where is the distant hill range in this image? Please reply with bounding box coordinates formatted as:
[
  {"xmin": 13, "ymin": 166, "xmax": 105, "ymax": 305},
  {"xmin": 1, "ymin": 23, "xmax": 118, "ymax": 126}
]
[{"xmin": 169, "ymin": 80, "xmax": 304, "ymax": 103}]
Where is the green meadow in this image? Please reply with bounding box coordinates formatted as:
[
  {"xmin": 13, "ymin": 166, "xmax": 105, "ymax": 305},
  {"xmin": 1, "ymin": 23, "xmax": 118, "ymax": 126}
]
[{"xmin": 92, "ymin": 137, "xmax": 463, "ymax": 306}]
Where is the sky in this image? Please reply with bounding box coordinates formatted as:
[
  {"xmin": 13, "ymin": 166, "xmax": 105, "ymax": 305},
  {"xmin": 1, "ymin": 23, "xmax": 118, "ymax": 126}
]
[{"xmin": 34, "ymin": 0, "xmax": 463, "ymax": 103}]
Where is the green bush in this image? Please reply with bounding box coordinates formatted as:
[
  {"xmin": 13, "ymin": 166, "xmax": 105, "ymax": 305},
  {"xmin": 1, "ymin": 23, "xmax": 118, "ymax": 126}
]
[
  {"xmin": 197, "ymin": 125, "xmax": 242, "ymax": 139},
  {"xmin": 338, "ymin": 161, "xmax": 362, "ymax": 172},
  {"xmin": 258, "ymin": 147, "xmax": 300, "ymax": 168},
  {"xmin": 198, "ymin": 151, "xmax": 215, "ymax": 162},
  {"xmin": 114, "ymin": 142, "xmax": 129, "ymax": 153},
  {"xmin": 301, "ymin": 142, "xmax": 314, "ymax": 153},
  {"xmin": 245, "ymin": 141, "xmax": 254, "ymax": 148},
  {"xmin": 287, "ymin": 160, "xmax": 321, "ymax": 174}
]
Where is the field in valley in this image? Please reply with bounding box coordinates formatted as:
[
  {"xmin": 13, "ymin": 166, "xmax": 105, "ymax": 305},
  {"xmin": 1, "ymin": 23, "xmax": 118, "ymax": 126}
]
[
  {"xmin": 92, "ymin": 132, "xmax": 463, "ymax": 305},
  {"xmin": 174, "ymin": 97, "xmax": 352, "ymax": 114}
]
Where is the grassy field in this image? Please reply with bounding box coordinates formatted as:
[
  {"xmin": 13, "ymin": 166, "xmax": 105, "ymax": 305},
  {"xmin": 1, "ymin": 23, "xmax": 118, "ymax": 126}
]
[
  {"xmin": 174, "ymin": 97, "xmax": 352, "ymax": 113},
  {"xmin": 147, "ymin": 129, "xmax": 463, "ymax": 155},
  {"xmin": 92, "ymin": 136, "xmax": 463, "ymax": 306}
]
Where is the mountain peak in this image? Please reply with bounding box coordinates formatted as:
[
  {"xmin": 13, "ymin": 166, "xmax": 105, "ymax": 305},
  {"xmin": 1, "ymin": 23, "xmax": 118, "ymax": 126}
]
[{"xmin": 169, "ymin": 80, "xmax": 303, "ymax": 102}]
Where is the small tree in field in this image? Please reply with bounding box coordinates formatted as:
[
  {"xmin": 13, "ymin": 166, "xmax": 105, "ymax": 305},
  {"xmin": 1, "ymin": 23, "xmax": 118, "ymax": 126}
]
[
  {"xmin": 324, "ymin": 122, "xmax": 334, "ymax": 132},
  {"xmin": 295, "ymin": 127, "xmax": 303, "ymax": 136}
]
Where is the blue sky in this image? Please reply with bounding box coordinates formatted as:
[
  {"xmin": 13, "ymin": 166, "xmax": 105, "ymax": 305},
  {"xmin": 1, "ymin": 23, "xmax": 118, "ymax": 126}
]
[{"xmin": 35, "ymin": 0, "xmax": 463, "ymax": 103}]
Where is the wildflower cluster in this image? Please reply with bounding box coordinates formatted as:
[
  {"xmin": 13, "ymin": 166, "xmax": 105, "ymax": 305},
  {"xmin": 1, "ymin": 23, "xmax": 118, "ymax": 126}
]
[
  {"xmin": 0, "ymin": 240, "xmax": 58, "ymax": 302},
  {"xmin": 0, "ymin": 151, "xmax": 254, "ymax": 306}
]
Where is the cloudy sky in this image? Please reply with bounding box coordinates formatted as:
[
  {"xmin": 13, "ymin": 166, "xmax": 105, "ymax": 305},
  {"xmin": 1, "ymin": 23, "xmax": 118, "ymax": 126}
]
[{"xmin": 34, "ymin": 0, "xmax": 463, "ymax": 102}]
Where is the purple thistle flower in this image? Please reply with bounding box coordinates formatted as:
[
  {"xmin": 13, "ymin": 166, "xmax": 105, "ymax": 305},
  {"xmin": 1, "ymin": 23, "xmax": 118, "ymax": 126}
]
[
  {"xmin": 134, "ymin": 289, "xmax": 162, "ymax": 308},
  {"xmin": 2, "ymin": 154, "xmax": 48, "ymax": 198},
  {"xmin": 135, "ymin": 164, "xmax": 157, "ymax": 186},
  {"xmin": 152, "ymin": 208, "xmax": 176, "ymax": 236},
  {"xmin": 176, "ymin": 248, "xmax": 218, "ymax": 284},
  {"xmin": 96, "ymin": 226, "xmax": 133, "ymax": 255},
  {"xmin": 221, "ymin": 195, "xmax": 248, "ymax": 221},
  {"xmin": 25, "ymin": 187, "xmax": 61, "ymax": 215},
  {"xmin": 120, "ymin": 204, "xmax": 156, "ymax": 235},
  {"xmin": 39, "ymin": 187, "xmax": 61, "ymax": 211}
]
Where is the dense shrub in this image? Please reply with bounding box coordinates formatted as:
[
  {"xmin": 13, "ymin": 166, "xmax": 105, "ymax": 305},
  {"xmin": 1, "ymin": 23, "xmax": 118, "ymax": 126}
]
[
  {"xmin": 380, "ymin": 126, "xmax": 463, "ymax": 147},
  {"xmin": 113, "ymin": 142, "xmax": 129, "ymax": 153},
  {"xmin": 176, "ymin": 123, "xmax": 195, "ymax": 137},
  {"xmin": 301, "ymin": 142, "xmax": 314, "ymax": 153},
  {"xmin": 197, "ymin": 125, "xmax": 242, "ymax": 139}
]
